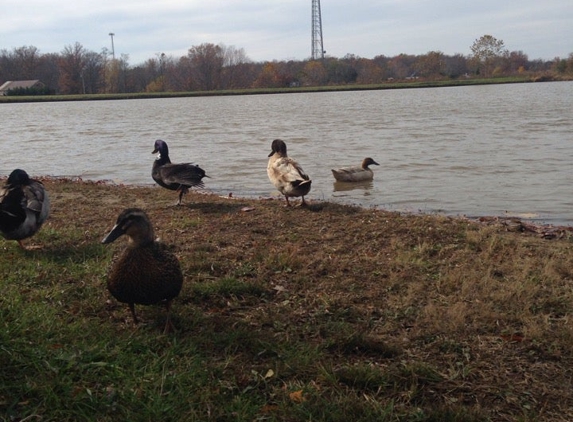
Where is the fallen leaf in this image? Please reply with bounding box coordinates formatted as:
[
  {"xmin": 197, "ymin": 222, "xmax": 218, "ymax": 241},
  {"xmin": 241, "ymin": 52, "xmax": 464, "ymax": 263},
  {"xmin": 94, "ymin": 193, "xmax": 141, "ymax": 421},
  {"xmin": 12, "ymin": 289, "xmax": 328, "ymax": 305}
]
[{"xmin": 289, "ymin": 390, "xmax": 305, "ymax": 403}]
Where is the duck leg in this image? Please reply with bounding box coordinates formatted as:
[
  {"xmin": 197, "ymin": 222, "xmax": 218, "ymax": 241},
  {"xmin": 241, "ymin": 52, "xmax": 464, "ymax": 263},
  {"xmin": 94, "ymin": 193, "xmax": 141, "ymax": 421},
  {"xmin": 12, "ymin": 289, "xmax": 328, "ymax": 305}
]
[
  {"xmin": 163, "ymin": 300, "xmax": 174, "ymax": 333},
  {"xmin": 176, "ymin": 186, "xmax": 189, "ymax": 206},
  {"xmin": 128, "ymin": 303, "xmax": 139, "ymax": 324}
]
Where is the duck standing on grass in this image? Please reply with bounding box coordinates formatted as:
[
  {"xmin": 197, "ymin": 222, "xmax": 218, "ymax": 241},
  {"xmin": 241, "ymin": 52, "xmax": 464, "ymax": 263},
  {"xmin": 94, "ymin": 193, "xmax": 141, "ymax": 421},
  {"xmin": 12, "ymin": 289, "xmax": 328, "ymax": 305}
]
[
  {"xmin": 102, "ymin": 208, "xmax": 183, "ymax": 333},
  {"xmin": 267, "ymin": 139, "xmax": 312, "ymax": 207},
  {"xmin": 0, "ymin": 169, "xmax": 50, "ymax": 249},
  {"xmin": 152, "ymin": 139, "xmax": 209, "ymax": 205},
  {"xmin": 331, "ymin": 157, "xmax": 380, "ymax": 182}
]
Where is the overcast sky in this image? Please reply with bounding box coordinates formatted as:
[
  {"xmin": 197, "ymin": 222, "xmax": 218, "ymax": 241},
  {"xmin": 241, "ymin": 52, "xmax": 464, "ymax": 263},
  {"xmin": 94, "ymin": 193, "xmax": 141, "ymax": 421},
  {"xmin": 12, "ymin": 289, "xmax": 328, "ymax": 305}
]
[{"xmin": 2, "ymin": 1, "xmax": 572, "ymax": 65}]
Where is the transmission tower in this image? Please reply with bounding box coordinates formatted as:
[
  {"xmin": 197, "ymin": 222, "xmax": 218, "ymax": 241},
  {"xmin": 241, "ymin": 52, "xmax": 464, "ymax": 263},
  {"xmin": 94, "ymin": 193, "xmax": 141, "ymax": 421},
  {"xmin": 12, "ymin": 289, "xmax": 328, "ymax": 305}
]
[{"xmin": 311, "ymin": 0, "xmax": 324, "ymax": 60}]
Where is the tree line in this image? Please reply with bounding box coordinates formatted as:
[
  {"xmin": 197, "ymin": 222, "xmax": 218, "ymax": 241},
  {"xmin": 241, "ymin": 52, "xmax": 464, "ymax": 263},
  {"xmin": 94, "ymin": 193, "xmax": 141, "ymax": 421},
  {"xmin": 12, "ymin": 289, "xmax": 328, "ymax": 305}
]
[{"xmin": 1, "ymin": 35, "xmax": 572, "ymax": 95}]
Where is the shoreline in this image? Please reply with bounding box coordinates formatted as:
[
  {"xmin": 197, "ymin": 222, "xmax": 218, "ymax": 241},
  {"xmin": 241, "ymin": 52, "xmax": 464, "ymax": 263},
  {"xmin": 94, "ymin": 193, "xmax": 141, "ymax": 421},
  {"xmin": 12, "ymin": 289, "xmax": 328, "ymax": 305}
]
[{"xmin": 31, "ymin": 174, "xmax": 573, "ymax": 238}]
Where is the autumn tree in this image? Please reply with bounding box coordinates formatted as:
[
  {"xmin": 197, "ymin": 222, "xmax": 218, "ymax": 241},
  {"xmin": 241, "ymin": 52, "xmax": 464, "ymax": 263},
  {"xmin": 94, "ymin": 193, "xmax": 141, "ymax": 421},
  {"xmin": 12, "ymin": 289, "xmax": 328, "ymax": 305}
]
[
  {"xmin": 81, "ymin": 51, "xmax": 105, "ymax": 94},
  {"xmin": 301, "ymin": 60, "xmax": 327, "ymax": 86},
  {"xmin": 414, "ymin": 51, "xmax": 445, "ymax": 78},
  {"xmin": 387, "ymin": 54, "xmax": 416, "ymax": 79},
  {"xmin": 59, "ymin": 42, "xmax": 86, "ymax": 94},
  {"xmin": 253, "ymin": 62, "xmax": 282, "ymax": 88},
  {"xmin": 470, "ymin": 35, "xmax": 508, "ymax": 77},
  {"xmin": 187, "ymin": 43, "xmax": 224, "ymax": 91},
  {"xmin": 507, "ymin": 51, "xmax": 529, "ymax": 74},
  {"xmin": 326, "ymin": 55, "xmax": 358, "ymax": 84},
  {"xmin": 444, "ymin": 54, "xmax": 469, "ymax": 78},
  {"xmin": 355, "ymin": 59, "xmax": 383, "ymax": 84}
]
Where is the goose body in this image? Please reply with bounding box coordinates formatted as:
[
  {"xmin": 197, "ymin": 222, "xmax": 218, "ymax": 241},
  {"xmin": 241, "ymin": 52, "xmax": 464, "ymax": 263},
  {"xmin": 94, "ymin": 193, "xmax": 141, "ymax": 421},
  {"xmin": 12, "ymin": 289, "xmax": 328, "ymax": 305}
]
[
  {"xmin": 0, "ymin": 169, "xmax": 50, "ymax": 248},
  {"xmin": 152, "ymin": 139, "xmax": 208, "ymax": 205},
  {"xmin": 331, "ymin": 157, "xmax": 379, "ymax": 182},
  {"xmin": 267, "ymin": 139, "xmax": 312, "ymax": 206},
  {"xmin": 102, "ymin": 208, "xmax": 183, "ymax": 332}
]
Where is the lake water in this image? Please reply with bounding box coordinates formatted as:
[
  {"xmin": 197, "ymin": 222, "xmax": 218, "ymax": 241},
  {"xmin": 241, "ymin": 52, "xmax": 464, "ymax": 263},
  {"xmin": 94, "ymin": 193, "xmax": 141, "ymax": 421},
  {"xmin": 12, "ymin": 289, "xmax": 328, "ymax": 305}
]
[{"xmin": 2, "ymin": 81, "xmax": 572, "ymax": 225}]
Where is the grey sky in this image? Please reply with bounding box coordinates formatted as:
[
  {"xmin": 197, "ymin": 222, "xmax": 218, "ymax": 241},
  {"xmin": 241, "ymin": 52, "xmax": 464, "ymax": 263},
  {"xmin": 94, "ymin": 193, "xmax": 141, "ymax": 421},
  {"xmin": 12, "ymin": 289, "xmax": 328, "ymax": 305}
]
[{"xmin": 2, "ymin": 1, "xmax": 571, "ymax": 65}]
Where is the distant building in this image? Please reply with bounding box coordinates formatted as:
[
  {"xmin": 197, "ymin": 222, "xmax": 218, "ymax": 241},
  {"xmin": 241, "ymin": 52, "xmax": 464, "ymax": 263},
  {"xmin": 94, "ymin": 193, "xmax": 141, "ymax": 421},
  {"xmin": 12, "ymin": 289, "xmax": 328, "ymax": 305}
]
[{"xmin": 0, "ymin": 80, "xmax": 46, "ymax": 95}]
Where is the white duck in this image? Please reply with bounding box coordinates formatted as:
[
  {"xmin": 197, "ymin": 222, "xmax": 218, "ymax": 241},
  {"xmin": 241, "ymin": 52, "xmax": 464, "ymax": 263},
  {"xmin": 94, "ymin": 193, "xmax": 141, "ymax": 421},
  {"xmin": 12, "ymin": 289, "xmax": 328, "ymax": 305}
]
[
  {"xmin": 331, "ymin": 157, "xmax": 379, "ymax": 182},
  {"xmin": 267, "ymin": 139, "xmax": 312, "ymax": 206}
]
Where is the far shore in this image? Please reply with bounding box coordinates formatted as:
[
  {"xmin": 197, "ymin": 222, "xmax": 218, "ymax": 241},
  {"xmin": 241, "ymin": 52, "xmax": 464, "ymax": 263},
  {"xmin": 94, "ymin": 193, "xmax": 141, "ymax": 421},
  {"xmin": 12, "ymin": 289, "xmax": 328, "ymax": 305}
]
[{"xmin": 2, "ymin": 75, "xmax": 569, "ymax": 104}]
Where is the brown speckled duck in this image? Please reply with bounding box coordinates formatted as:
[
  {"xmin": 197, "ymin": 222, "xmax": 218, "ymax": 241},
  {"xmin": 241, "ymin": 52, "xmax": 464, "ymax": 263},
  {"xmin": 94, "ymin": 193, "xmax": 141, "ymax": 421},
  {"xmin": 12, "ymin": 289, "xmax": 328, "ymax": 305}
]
[
  {"xmin": 331, "ymin": 157, "xmax": 379, "ymax": 182},
  {"xmin": 267, "ymin": 139, "xmax": 312, "ymax": 206},
  {"xmin": 0, "ymin": 169, "xmax": 50, "ymax": 249},
  {"xmin": 102, "ymin": 208, "xmax": 183, "ymax": 332},
  {"xmin": 152, "ymin": 139, "xmax": 208, "ymax": 205}
]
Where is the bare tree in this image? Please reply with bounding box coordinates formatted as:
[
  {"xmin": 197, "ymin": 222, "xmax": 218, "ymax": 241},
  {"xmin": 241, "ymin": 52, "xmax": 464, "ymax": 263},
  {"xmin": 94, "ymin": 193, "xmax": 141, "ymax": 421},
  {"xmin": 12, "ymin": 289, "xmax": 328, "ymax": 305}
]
[
  {"xmin": 13, "ymin": 46, "xmax": 41, "ymax": 79},
  {"xmin": 221, "ymin": 45, "xmax": 253, "ymax": 89},
  {"xmin": 59, "ymin": 42, "xmax": 86, "ymax": 94},
  {"xmin": 82, "ymin": 51, "xmax": 105, "ymax": 94}
]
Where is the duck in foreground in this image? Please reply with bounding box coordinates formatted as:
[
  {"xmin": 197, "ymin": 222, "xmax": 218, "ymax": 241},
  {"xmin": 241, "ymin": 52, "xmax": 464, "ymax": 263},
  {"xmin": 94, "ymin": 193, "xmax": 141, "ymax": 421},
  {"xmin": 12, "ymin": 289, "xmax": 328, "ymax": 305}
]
[
  {"xmin": 102, "ymin": 208, "xmax": 183, "ymax": 333},
  {"xmin": 267, "ymin": 139, "xmax": 312, "ymax": 207},
  {"xmin": 0, "ymin": 169, "xmax": 50, "ymax": 249},
  {"xmin": 152, "ymin": 139, "xmax": 209, "ymax": 205},
  {"xmin": 331, "ymin": 157, "xmax": 379, "ymax": 182}
]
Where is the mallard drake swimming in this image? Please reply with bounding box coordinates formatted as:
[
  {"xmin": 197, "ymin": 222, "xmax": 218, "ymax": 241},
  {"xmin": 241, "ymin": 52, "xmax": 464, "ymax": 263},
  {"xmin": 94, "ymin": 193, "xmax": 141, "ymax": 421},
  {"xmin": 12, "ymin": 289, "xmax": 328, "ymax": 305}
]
[
  {"xmin": 102, "ymin": 208, "xmax": 183, "ymax": 332},
  {"xmin": 331, "ymin": 157, "xmax": 379, "ymax": 182},
  {"xmin": 267, "ymin": 139, "xmax": 312, "ymax": 207},
  {"xmin": 152, "ymin": 139, "xmax": 209, "ymax": 205},
  {"xmin": 0, "ymin": 169, "xmax": 50, "ymax": 249}
]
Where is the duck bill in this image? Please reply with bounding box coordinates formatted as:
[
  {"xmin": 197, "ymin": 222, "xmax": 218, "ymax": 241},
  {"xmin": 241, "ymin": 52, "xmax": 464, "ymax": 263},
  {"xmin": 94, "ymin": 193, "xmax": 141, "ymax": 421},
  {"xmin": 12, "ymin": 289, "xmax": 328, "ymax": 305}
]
[
  {"xmin": 152, "ymin": 148, "xmax": 159, "ymax": 154},
  {"xmin": 101, "ymin": 224, "xmax": 125, "ymax": 244}
]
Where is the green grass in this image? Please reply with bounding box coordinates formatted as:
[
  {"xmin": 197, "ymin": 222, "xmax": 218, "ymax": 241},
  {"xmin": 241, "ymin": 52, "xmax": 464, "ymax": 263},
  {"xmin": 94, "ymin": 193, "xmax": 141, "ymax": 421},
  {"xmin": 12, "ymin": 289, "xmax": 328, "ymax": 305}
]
[{"xmin": 1, "ymin": 180, "xmax": 573, "ymax": 421}]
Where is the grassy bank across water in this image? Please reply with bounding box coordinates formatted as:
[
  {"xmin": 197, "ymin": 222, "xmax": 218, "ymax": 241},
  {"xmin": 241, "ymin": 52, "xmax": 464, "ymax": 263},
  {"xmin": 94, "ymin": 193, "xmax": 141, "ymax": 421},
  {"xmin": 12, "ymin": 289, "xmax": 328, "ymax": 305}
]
[
  {"xmin": 1, "ymin": 179, "xmax": 573, "ymax": 421},
  {"xmin": 0, "ymin": 76, "xmax": 551, "ymax": 103}
]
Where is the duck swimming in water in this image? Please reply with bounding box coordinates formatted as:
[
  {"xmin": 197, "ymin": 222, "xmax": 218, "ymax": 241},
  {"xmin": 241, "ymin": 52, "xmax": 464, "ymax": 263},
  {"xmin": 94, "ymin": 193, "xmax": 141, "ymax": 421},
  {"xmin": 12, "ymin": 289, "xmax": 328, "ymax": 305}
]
[
  {"xmin": 102, "ymin": 208, "xmax": 183, "ymax": 332},
  {"xmin": 331, "ymin": 157, "xmax": 379, "ymax": 182},
  {"xmin": 152, "ymin": 139, "xmax": 208, "ymax": 205},
  {"xmin": 267, "ymin": 139, "xmax": 312, "ymax": 207},
  {"xmin": 0, "ymin": 169, "xmax": 50, "ymax": 249}
]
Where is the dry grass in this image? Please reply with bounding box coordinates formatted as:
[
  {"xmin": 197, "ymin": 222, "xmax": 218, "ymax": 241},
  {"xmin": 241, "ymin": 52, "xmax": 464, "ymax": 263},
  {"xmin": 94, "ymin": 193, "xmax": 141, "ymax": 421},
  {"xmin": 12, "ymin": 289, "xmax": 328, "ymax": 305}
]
[{"xmin": 2, "ymin": 178, "xmax": 573, "ymax": 421}]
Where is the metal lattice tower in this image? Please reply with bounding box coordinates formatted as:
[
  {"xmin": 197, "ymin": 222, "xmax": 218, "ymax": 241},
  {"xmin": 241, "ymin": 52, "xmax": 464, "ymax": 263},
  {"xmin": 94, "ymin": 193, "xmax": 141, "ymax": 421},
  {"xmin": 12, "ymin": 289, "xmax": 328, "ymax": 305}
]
[{"xmin": 311, "ymin": 0, "xmax": 324, "ymax": 60}]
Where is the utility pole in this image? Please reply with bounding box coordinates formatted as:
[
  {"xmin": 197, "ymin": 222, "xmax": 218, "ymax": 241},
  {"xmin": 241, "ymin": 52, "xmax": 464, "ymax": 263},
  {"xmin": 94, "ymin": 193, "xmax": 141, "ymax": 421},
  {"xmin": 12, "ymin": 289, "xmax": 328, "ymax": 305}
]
[
  {"xmin": 109, "ymin": 32, "xmax": 115, "ymax": 60},
  {"xmin": 311, "ymin": 0, "xmax": 324, "ymax": 60}
]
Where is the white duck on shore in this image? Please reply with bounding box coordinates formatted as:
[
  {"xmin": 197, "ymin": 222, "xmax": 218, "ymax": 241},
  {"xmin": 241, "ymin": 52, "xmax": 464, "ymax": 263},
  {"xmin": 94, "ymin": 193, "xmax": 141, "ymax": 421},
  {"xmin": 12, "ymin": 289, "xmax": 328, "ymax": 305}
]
[{"xmin": 267, "ymin": 139, "xmax": 312, "ymax": 206}]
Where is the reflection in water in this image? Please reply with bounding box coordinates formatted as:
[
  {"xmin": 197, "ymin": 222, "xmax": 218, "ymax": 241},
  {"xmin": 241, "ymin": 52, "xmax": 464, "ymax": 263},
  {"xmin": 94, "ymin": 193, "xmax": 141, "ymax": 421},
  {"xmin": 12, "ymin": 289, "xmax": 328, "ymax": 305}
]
[{"xmin": 332, "ymin": 180, "xmax": 374, "ymax": 194}]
